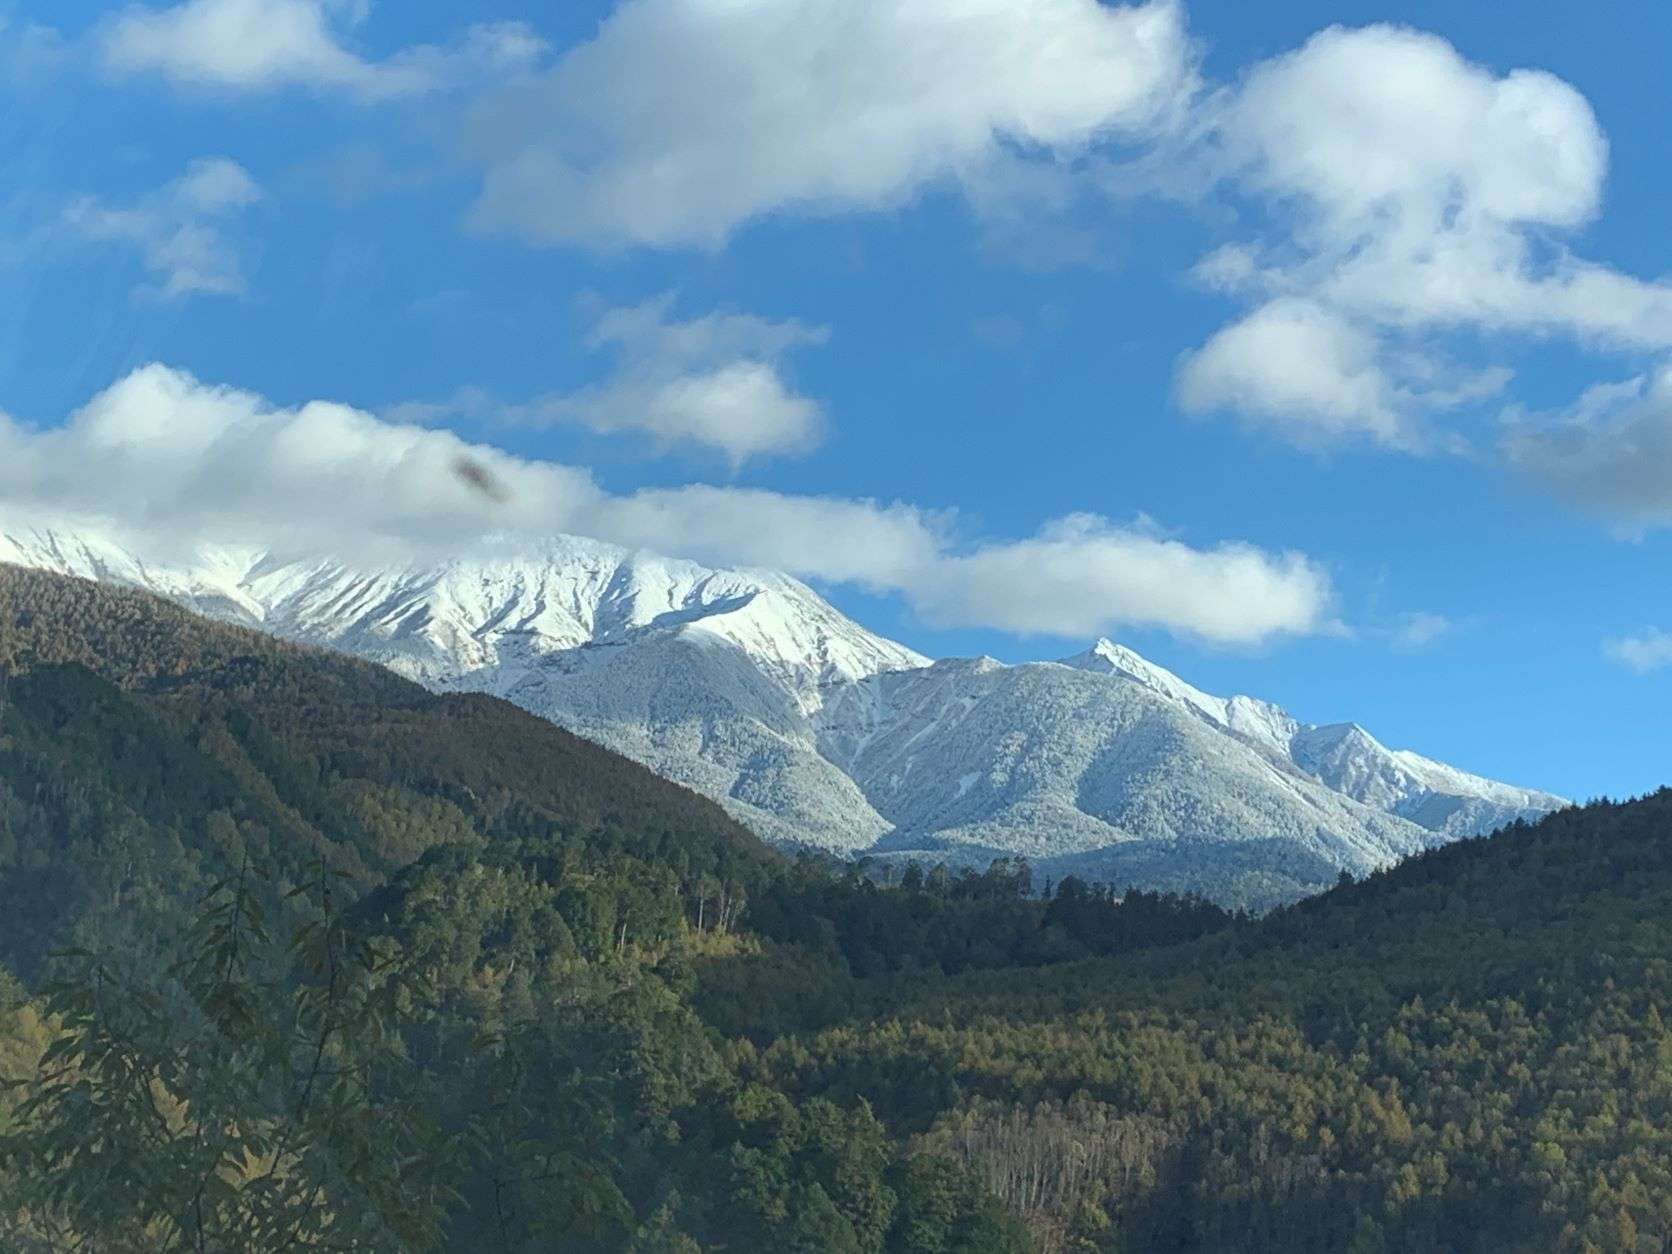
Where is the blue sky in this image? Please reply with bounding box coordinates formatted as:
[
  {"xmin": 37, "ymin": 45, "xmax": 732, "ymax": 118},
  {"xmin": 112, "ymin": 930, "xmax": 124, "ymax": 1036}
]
[{"xmin": 1, "ymin": 0, "xmax": 1670, "ymax": 802}]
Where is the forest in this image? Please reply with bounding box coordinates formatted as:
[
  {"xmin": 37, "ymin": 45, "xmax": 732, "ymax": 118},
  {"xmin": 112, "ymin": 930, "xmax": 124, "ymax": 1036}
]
[{"xmin": 0, "ymin": 563, "xmax": 1667, "ymax": 1252}]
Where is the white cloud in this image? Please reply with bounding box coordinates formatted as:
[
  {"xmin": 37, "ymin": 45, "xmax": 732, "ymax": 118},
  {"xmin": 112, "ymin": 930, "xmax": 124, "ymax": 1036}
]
[
  {"xmin": 1177, "ymin": 299, "xmax": 1508, "ymax": 449},
  {"xmin": 99, "ymin": 0, "xmax": 544, "ymax": 99},
  {"xmin": 585, "ymin": 296, "xmax": 825, "ymax": 364},
  {"xmin": 62, "ymin": 157, "xmax": 261, "ymax": 299},
  {"xmin": 401, "ymin": 296, "xmax": 831, "ymax": 465},
  {"xmin": 555, "ymin": 362, "xmax": 824, "ymax": 466},
  {"xmin": 1179, "ymin": 24, "xmax": 1672, "ymax": 445},
  {"xmin": 1177, "ymin": 299, "xmax": 1414, "ymax": 448},
  {"xmin": 550, "ymin": 296, "xmax": 828, "ymax": 464},
  {"xmin": 1222, "ymin": 26, "xmax": 1604, "ymax": 245},
  {"xmin": 1502, "ymin": 366, "xmax": 1672, "ymax": 531},
  {"xmin": 909, "ymin": 513, "xmax": 1332, "ymax": 643},
  {"xmin": 0, "ymin": 364, "xmax": 1333, "ymax": 644},
  {"xmin": 1390, "ymin": 611, "xmax": 1451, "ymax": 650},
  {"xmin": 464, "ymin": 0, "xmax": 1195, "ymax": 247},
  {"xmin": 1604, "ymin": 630, "xmax": 1672, "ymax": 674},
  {"xmin": 591, "ymin": 484, "xmax": 942, "ymax": 590}
]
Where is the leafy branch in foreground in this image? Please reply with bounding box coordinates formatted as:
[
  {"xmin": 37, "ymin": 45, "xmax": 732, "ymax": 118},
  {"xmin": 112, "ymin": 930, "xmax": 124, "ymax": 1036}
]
[{"xmin": 1, "ymin": 860, "xmax": 457, "ymax": 1252}]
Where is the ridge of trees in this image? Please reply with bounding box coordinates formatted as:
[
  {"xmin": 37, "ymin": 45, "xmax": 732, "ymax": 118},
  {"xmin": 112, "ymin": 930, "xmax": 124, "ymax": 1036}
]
[{"xmin": 0, "ymin": 564, "xmax": 1669, "ymax": 1250}]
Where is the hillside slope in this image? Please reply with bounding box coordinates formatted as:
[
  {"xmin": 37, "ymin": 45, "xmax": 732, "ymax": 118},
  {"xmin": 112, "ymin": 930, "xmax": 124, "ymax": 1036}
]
[
  {"xmin": 0, "ymin": 562, "xmax": 772, "ymax": 976},
  {"xmin": 0, "ymin": 563, "xmax": 1661, "ymax": 1251},
  {"xmin": 0, "ymin": 525, "xmax": 1564, "ymax": 904},
  {"xmin": 721, "ymin": 790, "xmax": 1672, "ymax": 1250}
]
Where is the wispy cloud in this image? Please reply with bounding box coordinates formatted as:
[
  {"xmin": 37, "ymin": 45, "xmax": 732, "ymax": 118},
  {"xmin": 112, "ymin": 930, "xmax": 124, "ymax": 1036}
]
[
  {"xmin": 0, "ymin": 15, "xmax": 69, "ymax": 86},
  {"xmin": 1389, "ymin": 612, "xmax": 1452, "ymax": 651},
  {"xmin": 61, "ymin": 157, "xmax": 261, "ymax": 300},
  {"xmin": 1502, "ymin": 366, "xmax": 1672, "ymax": 534},
  {"xmin": 397, "ymin": 295, "xmax": 832, "ymax": 467},
  {"xmin": 1604, "ymin": 630, "xmax": 1672, "ymax": 674},
  {"xmin": 98, "ymin": 0, "xmax": 544, "ymax": 100}
]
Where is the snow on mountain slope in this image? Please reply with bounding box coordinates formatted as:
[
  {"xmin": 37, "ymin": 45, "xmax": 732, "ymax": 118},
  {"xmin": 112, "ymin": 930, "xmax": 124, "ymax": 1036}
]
[
  {"xmin": 1290, "ymin": 723, "xmax": 1565, "ymax": 837},
  {"xmin": 816, "ymin": 655, "xmax": 1438, "ymax": 883},
  {"xmin": 0, "ymin": 524, "xmax": 1565, "ymax": 903},
  {"xmin": 1060, "ymin": 638, "xmax": 1301, "ymax": 753},
  {"xmin": 0, "ymin": 528, "xmax": 925, "ymax": 697},
  {"xmin": 0, "ymin": 525, "xmax": 920, "ymax": 850},
  {"xmin": 1063, "ymin": 638, "xmax": 1565, "ymax": 839}
]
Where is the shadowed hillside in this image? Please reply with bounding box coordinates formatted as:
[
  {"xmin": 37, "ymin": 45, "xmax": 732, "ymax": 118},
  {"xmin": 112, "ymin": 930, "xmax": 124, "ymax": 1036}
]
[
  {"xmin": 0, "ymin": 562, "xmax": 773, "ymax": 977},
  {"xmin": 0, "ymin": 564, "xmax": 1667, "ymax": 1252}
]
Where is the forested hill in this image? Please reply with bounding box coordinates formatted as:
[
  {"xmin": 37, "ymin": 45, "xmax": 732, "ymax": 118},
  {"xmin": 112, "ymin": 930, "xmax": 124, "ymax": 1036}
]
[
  {"xmin": 726, "ymin": 791, "xmax": 1672, "ymax": 1251},
  {"xmin": 2, "ymin": 560, "xmax": 1670, "ymax": 1252},
  {"xmin": 864, "ymin": 788, "xmax": 1672, "ymax": 1029},
  {"xmin": 0, "ymin": 561, "xmax": 773, "ymax": 976}
]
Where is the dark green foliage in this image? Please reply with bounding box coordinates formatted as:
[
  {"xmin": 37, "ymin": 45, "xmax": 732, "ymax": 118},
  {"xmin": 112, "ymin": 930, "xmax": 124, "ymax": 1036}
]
[
  {"xmin": 745, "ymin": 791, "xmax": 1672, "ymax": 1251},
  {"xmin": 5, "ymin": 563, "xmax": 1672, "ymax": 1251},
  {"xmin": 3, "ymin": 863, "xmax": 458, "ymax": 1250},
  {"xmin": 698, "ymin": 862, "xmax": 1233, "ymax": 1042},
  {"xmin": 0, "ymin": 563, "xmax": 773, "ymax": 980},
  {"xmin": 0, "ymin": 567, "xmax": 1028, "ymax": 1250},
  {"xmin": 750, "ymin": 859, "xmax": 1231, "ymax": 979}
]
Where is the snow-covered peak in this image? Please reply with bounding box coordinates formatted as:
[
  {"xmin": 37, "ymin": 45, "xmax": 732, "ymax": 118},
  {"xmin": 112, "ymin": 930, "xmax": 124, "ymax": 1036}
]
[
  {"xmin": 1061, "ymin": 637, "xmax": 1233, "ymax": 724},
  {"xmin": 0, "ymin": 525, "xmax": 926, "ymax": 707},
  {"xmin": 1059, "ymin": 638, "xmax": 1299, "ymax": 752},
  {"xmin": 0, "ymin": 525, "xmax": 270, "ymax": 622},
  {"xmin": 1292, "ymin": 718, "xmax": 1565, "ymax": 814},
  {"xmin": 1, "ymin": 521, "xmax": 1566, "ymax": 885},
  {"xmin": 1056, "ymin": 636, "xmax": 1562, "ymax": 833}
]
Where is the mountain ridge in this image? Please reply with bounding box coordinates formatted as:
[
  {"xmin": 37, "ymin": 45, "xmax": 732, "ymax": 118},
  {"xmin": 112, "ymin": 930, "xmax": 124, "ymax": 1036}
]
[{"xmin": 0, "ymin": 523, "xmax": 1565, "ymax": 905}]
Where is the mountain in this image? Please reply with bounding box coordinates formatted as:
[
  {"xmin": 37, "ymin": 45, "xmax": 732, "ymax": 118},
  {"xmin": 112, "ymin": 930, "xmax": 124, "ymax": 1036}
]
[
  {"xmin": 1062, "ymin": 638, "xmax": 1562, "ymax": 838},
  {"xmin": 819, "ymin": 652, "xmax": 1429, "ymax": 899},
  {"xmin": 2, "ymin": 558, "xmax": 1662, "ymax": 1251},
  {"xmin": 0, "ymin": 562, "xmax": 1208, "ymax": 1252},
  {"xmin": 0, "ymin": 525, "xmax": 1564, "ymax": 905},
  {"xmin": 0, "ymin": 527, "xmax": 924, "ymax": 852},
  {"xmin": 729, "ymin": 790, "xmax": 1672, "ymax": 1252},
  {"xmin": 0, "ymin": 561, "xmax": 772, "ymax": 978}
]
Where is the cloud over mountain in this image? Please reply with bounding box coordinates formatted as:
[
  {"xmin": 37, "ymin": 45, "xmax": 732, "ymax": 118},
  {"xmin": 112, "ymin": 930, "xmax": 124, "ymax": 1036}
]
[
  {"xmin": 477, "ymin": 295, "xmax": 831, "ymax": 466},
  {"xmin": 0, "ymin": 363, "xmax": 1332, "ymax": 644}
]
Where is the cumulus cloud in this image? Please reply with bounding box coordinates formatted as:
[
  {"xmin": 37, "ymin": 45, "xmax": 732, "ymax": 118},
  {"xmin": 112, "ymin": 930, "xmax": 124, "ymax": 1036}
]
[
  {"xmin": 61, "ymin": 157, "xmax": 261, "ymax": 299},
  {"xmin": 400, "ymin": 296, "xmax": 830, "ymax": 465},
  {"xmin": 0, "ymin": 364, "xmax": 1333, "ymax": 644},
  {"xmin": 551, "ymin": 296, "xmax": 829, "ymax": 464},
  {"xmin": 1604, "ymin": 630, "xmax": 1672, "ymax": 674},
  {"xmin": 1177, "ymin": 299, "xmax": 1414, "ymax": 447},
  {"xmin": 1178, "ymin": 24, "xmax": 1672, "ymax": 446},
  {"xmin": 909, "ymin": 513, "xmax": 1332, "ymax": 643},
  {"xmin": 99, "ymin": 0, "xmax": 544, "ymax": 99},
  {"xmin": 557, "ymin": 362, "xmax": 824, "ymax": 466},
  {"xmin": 1502, "ymin": 366, "xmax": 1672, "ymax": 531},
  {"xmin": 464, "ymin": 0, "xmax": 1195, "ymax": 247},
  {"xmin": 1177, "ymin": 298, "xmax": 1509, "ymax": 448}
]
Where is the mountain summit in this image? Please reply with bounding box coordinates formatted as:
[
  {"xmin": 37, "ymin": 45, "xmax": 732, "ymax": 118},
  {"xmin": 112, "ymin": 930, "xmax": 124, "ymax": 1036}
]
[
  {"xmin": 0, "ymin": 525, "xmax": 1563, "ymax": 905},
  {"xmin": 1062, "ymin": 637, "xmax": 1561, "ymax": 838}
]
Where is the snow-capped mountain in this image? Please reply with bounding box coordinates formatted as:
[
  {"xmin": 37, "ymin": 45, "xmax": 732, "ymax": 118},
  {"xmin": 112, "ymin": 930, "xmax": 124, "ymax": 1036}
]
[
  {"xmin": 0, "ymin": 525, "xmax": 1565, "ymax": 905},
  {"xmin": 1062, "ymin": 639, "xmax": 1562, "ymax": 838}
]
